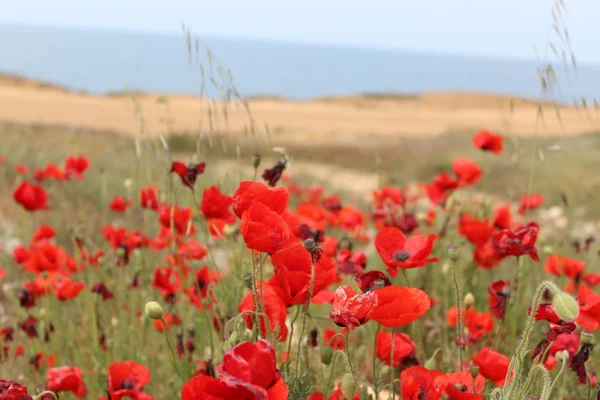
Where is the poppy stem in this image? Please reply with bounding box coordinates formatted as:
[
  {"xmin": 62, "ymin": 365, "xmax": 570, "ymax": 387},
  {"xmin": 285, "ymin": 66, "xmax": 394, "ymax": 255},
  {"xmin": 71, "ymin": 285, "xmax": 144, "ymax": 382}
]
[
  {"xmin": 285, "ymin": 305, "xmax": 301, "ymax": 374},
  {"xmin": 251, "ymin": 251, "xmax": 261, "ymax": 341},
  {"xmin": 161, "ymin": 318, "xmax": 186, "ymax": 383},
  {"xmin": 33, "ymin": 391, "xmax": 58, "ymax": 400},
  {"xmin": 372, "ymin": 323, "xmax": 381, "ymax": 398},
  {"xmin": 344, "ymin": 329, "xmax": 359, "ymax": 397},
  {"xmin": 295, "ymin": 256, "xmax": 316, "ymax": 378},
  {"xmin": 451, "ymin": 258, "xmax": 464, "ymax": 372},
  {"xmin": 390, "ymin": 327, "xmax": 396, "ymax": 399}
]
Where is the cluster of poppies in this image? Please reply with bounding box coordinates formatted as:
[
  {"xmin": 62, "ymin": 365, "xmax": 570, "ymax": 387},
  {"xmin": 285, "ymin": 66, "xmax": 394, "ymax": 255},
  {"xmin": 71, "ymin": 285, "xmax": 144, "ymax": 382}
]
[{"xmin": 1, "ymin": 128, "xmax": 598, "ymax": 399}]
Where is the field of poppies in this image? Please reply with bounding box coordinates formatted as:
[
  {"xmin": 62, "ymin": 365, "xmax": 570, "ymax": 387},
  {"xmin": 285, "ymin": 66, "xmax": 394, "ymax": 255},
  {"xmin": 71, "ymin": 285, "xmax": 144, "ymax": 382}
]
[{"xmin": 0, "ymin": 121, "xmax": 599, "ymax": 400}]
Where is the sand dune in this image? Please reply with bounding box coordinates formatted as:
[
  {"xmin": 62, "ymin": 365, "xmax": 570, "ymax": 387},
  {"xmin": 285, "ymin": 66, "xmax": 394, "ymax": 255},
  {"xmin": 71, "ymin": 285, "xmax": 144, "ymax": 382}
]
[{"xmin": 0, "ymin": 75, "xmax": 598, "ymax": 140}]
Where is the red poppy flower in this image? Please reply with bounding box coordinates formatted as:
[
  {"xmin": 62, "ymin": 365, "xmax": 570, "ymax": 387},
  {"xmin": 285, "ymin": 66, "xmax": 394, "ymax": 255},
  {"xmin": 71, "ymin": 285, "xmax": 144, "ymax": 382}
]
[
  {"xmin": 199, "ymin": 186, "xmax": 236, "ymax": 223},
  {"xmin": 65, "ymin": 156, "xmax": 90, "ymax": 179},
  {"xmin": 170, "ymin": 161, "xmax": 206, "ymax": 189},
  {"xmin": 472, "ymin": 129, "xmax": 504, "ymax": 154},
  {"xmin": 15, "ymin": 164, "xmax": 28, "ymax": 175},
  {"xmin": 473, "ymin": 240, "xmax": 501, "ymax": 269},
  {"xmin": 370, "ymin": 285, "xmax": 431, "ymax": 328},
  {"xmin": 271, "ymin": 240, "xmax": 336, "ymax": 305},
  {"xmin": 181, "ymin": 375, "xmax": 251, "ymax": 400},
  {"xmin": 491, "ymin": 222, "xmax": 539, "ymax": 261},
  {"xmin": 216, "ymin": 340, "xmax": 288, "ymax": 400},
  {"xmin": 31, "ymin": 225, "xmax": 56, "ymax": 244},
  {"xmin": 488, "ymin": 280, "xmax": 511, "ymax": 320},
  {"xmin": 158, "ymin": 204, "xmax": 195, "ymax": 236},
  {"xmin": 446, "ymin": 306, "xmax": 465, "ymax": 327},
  {"xmin": 373, "ymin": 186, "xmax": 404, "ymax": 208},
  {"xmin": 400, "ymin": 366, "xmax": 448, "ymax": 400},
  {"xmin": 518, "ymin": 193, "xmax": 544, "ymax": 215},
  {"xmin": 0, "ymin": 380, "xmax": 33, "ymax": 400},
  {"xmin": 24, "ymin": 242, "xmax": 67, "ymax": 274},
  {"xmin": 331, "ymin": 206, "xmax": 365, "ymax": 233},
  {"xmin": 240, "ymin": 202, "xmax": 291, "ymax": 253},
  {"xmin": 458, "ymin": 214, "xmax": 494, "ymax": 246},
  {"xmin": 91, "ymin": 282, "xmax": 114, "ymax": 301},
  {"xmin": 376, "ymin": 331, "xmax": 416, "ymax": 366},
  {"xmin": 262, "ymin": 160, "xmax": 287, "ymax": 187},
  {"xmin": 322, "ymin": 328, "xmax": 346, "ymax": 350},
  {"xmin": 329, "ymin": 285, "xmax": 378, "ymax": 329},
  {"xmin": 492, "ymin": 205, "xmax": 511, "ymax": 230},
  {"xmin": 52, "ymin": 277, "xmax": 85, "ymax": 301},
  {"xmin": 545, "ymin": 255, "xmax": 585, "ymax": 280},
  {"xmin": 584, "ymin": 273, "xmax": 600, "ymax": 288},
  {"xmin": 452, "ymin": 157, "xmax": 482, "ymax": 187},
  {"xmin": 232, "ymin": 181, "xmax": 289, "ymax": 218},
  {"xmin": 577, "ymin": 284, "xmax": 600, "ymax": 331},
  {"xmin": 355, "ymin": 271, "xmax": 392, "ymax": 293},
  {"xmin": 140, "ymin": 186, "xmax": 160, "ymax": 211},
  {"xmin": 375, "ymin": 227, "xmax": 438, "ymax": 277},
  {"xmin": 153, "ymin": 313, "xmax": 181, "ymax": 332},
  {"xmin": 445, "ymin": 371, "xmax": 485, "ymax": 400},
  {"xmin": 109, "ymin": 196, "xmax": 132, "ymax": 212},
  {"xmin": 336, "ymin": 248, "xmax": 367, "ymax": 276},
  {"xmin": 238, "ymin": 282, "xmax": 289, "ymax": 341},
  {"xmin": 465, "ymin": 308, "xmax": 494, "ymax": 341},
  {"xmin": 13, "ymin": 246, "xmax": 30, "ymax": 264},
  {"xmin": 470, "ymin": 347, "xmax": 509, "ymax": 387},
  {"xmin": 107, "ymin": 361, "xmax": 154, "ymax": 400},
  {"xmin": 46, "ymin": 366, "xmax": 87, "ymax": 398},
  {"xmin": 152, "ymin": 267, "xmax": 181, "ymax": 301},
  {"xmin": 13, "ymin": 182, "xmax": 49, "ymax": 211}
]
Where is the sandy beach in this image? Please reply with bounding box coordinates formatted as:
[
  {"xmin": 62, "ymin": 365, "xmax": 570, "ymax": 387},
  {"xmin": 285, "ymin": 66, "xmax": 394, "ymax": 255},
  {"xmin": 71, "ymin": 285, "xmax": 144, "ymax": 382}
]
[{"xmin": 0, "ymin": 75, "xmax": 597, "ymax": 141}]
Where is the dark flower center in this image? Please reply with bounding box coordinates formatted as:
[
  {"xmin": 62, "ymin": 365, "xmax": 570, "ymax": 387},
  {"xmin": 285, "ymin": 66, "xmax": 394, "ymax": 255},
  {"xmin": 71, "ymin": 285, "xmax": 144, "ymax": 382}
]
[
  {"xmin": 196, "ymin": 279, "xmax": 206, "ymax": 291},
  {"xmin": 392, "ymin": 250, "xmax": 412, "ymax": 262},
  {"xmin": 454, "ymin": 383, "xmax": 468, "ymax": 392},
  {"xmin": 120, "ymin": 379, "xmax": 135, "ymax": 390}
]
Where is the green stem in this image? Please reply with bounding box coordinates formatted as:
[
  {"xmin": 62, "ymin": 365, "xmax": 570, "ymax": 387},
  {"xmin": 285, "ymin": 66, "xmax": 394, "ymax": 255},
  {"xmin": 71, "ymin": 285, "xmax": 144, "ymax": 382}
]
[
  {"xmin": 161, "ymin": 318, "xmax": 186, "ymax": 383},
  {"xmin": 345, "ymin": 329, "xmax": 359, "ymax": 398},
  {"xmin": 294, "ymin": 255, "xmax": 316, "ymax": 377},
  {"xmin": 390, "ymin": 327, "xmax": 396, "ymax": 400},
  {"xmin": 202, "ymin": 308, "xmax": 215, "ymax": 359},
  {"xmin": 34, "ymin": 391, "xmax": 58, "ymax": 400},
  {"xmin": 251, "ymin": 252, "xmax": 261, "ymax": 341},
  {"xmin": 372, "ymin": 323, "xmax": 381, "ymax": 398},
  {"xmin": 451, "ymin": 259, "xmax": 464, "ymax": 371},
  {"xmin": 285, "ymin": 305, "xmax": 301, "ymax": 373},
  {"xmin": 325, "ymin": 351, "xmax": 341, "ymax": 397}
]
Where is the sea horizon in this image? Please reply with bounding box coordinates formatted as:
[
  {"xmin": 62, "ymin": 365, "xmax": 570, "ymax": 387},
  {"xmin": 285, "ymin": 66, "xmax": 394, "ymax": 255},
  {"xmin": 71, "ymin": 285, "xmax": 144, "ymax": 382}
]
[{"xmin": 1, "ymin": 22, "xmax": 600, "ymax": 101}]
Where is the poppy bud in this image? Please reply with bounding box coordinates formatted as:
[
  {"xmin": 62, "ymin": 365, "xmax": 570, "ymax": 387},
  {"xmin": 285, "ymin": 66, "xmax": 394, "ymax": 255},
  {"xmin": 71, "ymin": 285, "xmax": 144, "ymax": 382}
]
[
  {"xmin": 379, "ymin": 365, "xmax": 391, "ymax": 377},
  {"xmin": 463, "ymin": 293, "xmax": 475, "ymax": 308},
  {"xmin": 555, "ymin": 349, "xmax": 569, "ymax": 362},
  {"xmin": 442, "ymin": 262, "xmax": 450, "ymax": 275},
  {"xmin": 467, "ymin": 366, "xmax": 478, "ymax": 380},
  {"xmin": 448, "ymin": 246, "xmax": 460, "ymax": 261},
  {"xmin": 144, "ymin": 301, "xmax": 164, "ymax": 320},
  {"xmin": 424, "ymin": 348, "xmax": 442, "ymax": 370},
  {"xmin": 320, "ymin": 346, "xmax": 333, "ymax": 365},
  {"xmin": 341, "ymin": 373, "xmax": 356, "ymax": 400},
  {"xmin": 552, "ymin": 291, "xmax": 579, "ymax": 322},
  {"xmin": 222, "ymin": 224, "xmax": 238, "ymax": 237},
  {"xmin": 243, "ymin": 273, "xmax": 253, "ymax": 289},
  {"xmin": 252, "ymin": 154, "xmax": 261, "ymax": 169},
  {"xmin": 303, "ymin": 238, "xmax": 318, "ymax": 254},
  {"xmin": 543, "ymin": 245, "xmax": 554, "ymax": 255}
]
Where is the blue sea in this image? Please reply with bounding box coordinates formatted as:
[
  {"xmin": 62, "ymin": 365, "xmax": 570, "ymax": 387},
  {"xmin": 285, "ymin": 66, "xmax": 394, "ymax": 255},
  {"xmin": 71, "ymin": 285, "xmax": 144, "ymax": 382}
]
[{"xmin": 1, "ymin": 23, "xmax": 600, "ymax": 101}]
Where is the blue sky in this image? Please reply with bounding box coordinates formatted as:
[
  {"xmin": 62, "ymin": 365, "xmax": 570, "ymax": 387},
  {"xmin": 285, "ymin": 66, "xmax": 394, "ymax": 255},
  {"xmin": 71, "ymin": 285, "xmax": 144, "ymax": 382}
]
[{"xmin": 2, "ymin": 0, "xmax": 600, "ymax": 64}]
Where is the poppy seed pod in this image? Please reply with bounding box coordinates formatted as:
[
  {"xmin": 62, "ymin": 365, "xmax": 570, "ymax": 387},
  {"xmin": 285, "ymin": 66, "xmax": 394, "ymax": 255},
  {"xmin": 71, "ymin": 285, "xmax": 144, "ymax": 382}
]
[
  {"xmin": 303, "ymin": 238, "xmax": 318, "ymax": 254},
  {"xmin": 144, "ymin": 301, "xmax": 164, "ymax": 320},
  {"xmin": 469, "ymin": 365, "xmax": 480, "ymax": 379},
  {"xmin": 320, "ymin": 346, "xmax": 333, "ymax": 365},
  {"xmin": 448, "ymin": 246, "xmax": 460, "ymax": 262},
  {"xmin": 252, "ymin": 154, "xmax": 261, "ymax": 169},
  {"xmin": 581, "ymin": 330, "xmax": 595, "ymax": 345},
  {"xmin": 341, "ymin": 373, "xmax": 356, "ymax": 400},
  {"xmin": 552, "ymin": 291, "xmax": 579, "ymax": 322}
]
